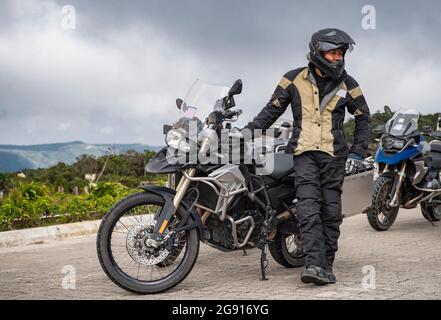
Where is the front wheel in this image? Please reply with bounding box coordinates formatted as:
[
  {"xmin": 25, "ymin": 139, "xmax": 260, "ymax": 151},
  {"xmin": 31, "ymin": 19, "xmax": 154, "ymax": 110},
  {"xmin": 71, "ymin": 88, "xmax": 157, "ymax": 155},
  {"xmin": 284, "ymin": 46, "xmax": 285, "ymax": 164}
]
[
  {"xmin": 96, "ymin": 191, "xmax": 200, "ymax": 294},
  {"xmin": 367, "ymin": 176, "xmax": 399, "ymax": 231},
  {"xmin": 269, "ymin": 232, "xmax": 305, "ymax": 268},
  {"xmin": 421, "ymin": 201, "xmax": 441, "ymax": 222}
]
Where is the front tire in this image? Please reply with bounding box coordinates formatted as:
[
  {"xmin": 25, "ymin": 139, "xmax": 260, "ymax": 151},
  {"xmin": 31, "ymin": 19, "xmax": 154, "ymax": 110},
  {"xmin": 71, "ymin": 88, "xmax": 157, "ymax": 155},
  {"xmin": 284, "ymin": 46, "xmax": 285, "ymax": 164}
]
[
  {"xmin": 269, "ymin": 232, "xmax": 305, "ymax": 268},
  {"xmin": 367, "ymin": 176, "xmax": 399, "ymax": 231},
  {"xmin": 97, "ymin": 191, "xmax": 200, "ymax": 294}
]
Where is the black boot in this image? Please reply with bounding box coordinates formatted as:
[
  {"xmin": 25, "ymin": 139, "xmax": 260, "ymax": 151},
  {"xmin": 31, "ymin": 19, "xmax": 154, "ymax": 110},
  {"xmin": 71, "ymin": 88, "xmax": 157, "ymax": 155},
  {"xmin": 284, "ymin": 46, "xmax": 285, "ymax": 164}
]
[
  {"xmin": 300, "ymin": 265, "xmax": 333, "ymax": 286},
  {"xmin": 325, "ymin": 268, "xmax": 336, "ymax": 284}
]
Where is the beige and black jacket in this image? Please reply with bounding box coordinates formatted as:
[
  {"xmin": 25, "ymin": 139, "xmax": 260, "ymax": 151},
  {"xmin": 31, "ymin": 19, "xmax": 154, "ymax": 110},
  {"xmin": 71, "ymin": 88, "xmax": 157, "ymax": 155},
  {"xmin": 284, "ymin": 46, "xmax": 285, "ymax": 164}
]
[{"xmin": 245, "ymin": 66, "xmax": 371, "ymax": 158}]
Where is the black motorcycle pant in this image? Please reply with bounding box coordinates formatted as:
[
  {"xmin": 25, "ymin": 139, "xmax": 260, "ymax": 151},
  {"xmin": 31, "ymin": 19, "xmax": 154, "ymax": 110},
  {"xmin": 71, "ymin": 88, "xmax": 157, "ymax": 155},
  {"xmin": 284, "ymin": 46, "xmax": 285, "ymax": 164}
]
[{"xmin": 293, "ymin": 151, "xmax": 346, "ymax": 270}]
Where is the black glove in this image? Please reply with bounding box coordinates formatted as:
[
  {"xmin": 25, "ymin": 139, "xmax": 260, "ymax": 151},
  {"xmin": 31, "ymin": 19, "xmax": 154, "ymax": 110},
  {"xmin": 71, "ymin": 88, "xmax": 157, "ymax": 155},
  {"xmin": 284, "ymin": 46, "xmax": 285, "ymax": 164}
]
[{"xmin": 345, "ymin": 153, "xmax": 363, "ymax": 175}]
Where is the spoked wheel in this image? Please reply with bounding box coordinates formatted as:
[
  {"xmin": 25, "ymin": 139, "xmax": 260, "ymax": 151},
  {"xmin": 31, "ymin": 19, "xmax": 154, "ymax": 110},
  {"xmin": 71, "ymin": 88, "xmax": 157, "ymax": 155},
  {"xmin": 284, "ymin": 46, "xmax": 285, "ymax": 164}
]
[
  {"xmin": 97, "ymin": 192, "xmax": 199, "ymax": 294},
  {"xmin": 421, "ymin": 201, "xmax": 441, "ymax": 222},
  {"xmin": 367, "ymin": 177, "xmax": 399, "ymax": 231},
  {"xmin": 157, "ymin": 235, "xmax": 186, "ymax": 268},
  {"xmin": 269, "ymin": 232, "xmax": 306, "ymax": 268}
]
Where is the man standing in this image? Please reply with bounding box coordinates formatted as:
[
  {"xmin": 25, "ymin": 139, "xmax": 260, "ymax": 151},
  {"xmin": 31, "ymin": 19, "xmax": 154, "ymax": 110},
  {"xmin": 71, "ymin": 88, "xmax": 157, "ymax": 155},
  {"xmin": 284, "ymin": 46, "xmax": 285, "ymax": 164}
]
[{"xmin": 244, "ymin": 28, "xmax": 371, "ymax": 285}]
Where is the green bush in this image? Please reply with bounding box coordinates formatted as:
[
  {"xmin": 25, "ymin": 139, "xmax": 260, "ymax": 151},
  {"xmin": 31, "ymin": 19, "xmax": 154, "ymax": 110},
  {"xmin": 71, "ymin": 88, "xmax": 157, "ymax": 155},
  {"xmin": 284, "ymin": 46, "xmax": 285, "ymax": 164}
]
[
  {"xmin": 0, "ymin": 149, "xmax": 162, "ymax": 230},
  {"xmin": 0, "ymin": 181, "xmax": 138, "ymax": 231},
  {"xmin": 0, "ymin": 182, "xmax": 53, "ymax": 230}
]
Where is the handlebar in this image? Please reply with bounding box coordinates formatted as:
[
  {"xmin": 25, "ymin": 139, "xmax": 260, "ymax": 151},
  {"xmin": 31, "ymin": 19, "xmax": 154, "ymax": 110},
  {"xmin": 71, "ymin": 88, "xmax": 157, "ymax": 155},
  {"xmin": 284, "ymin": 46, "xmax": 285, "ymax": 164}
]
[{"xmin": 222, "ymin": 109, "xmax": 243, "ymax": 119}]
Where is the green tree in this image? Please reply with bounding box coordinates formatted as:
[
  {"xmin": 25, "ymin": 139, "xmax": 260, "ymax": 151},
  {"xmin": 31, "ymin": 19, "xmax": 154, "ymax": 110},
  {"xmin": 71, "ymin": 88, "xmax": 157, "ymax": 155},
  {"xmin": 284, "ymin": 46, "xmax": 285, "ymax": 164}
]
[{"xmin": 74, "ymin": 155, "xmax": 99, "ymax": 176}]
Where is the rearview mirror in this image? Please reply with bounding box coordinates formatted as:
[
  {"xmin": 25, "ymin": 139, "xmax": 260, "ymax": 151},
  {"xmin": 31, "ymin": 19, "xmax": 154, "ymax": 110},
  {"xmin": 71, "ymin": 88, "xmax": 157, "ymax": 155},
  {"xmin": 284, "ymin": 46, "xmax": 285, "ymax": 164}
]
[
  {"xmin": 384, "ymin": 105, "xmax": 393, "ymax": 116},
  {"xmin": 176, "ymin": 98, "xmax": 183, "ymax": 110},
  {"xmin": 228, "ymin": 79, "xmax": 242, "ymax": 97},
  {"xmin": 224, "ymin": 80, "xmax": 243, "ymax": 110}
]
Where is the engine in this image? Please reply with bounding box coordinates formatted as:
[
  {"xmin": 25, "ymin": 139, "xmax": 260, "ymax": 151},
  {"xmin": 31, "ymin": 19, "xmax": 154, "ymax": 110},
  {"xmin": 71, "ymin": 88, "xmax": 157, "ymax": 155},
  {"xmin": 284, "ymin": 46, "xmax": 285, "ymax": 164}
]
[{"xmin": 204, "ymin": 209, "xmax": 264, "ymax": 251}]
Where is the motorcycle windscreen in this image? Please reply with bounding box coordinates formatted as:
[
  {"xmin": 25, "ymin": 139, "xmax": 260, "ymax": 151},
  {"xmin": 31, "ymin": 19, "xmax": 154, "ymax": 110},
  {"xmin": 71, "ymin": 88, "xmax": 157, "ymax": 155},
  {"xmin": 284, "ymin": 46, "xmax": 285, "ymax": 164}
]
[
  {"xmin": 341, "ymin": 170, "xmax": 373, "ymax": 218},
  {"xmin": 385, "ymin": 109, "xmax": 419, "ymax": 136},
  {"xmin": 179, "ymin": 79, "xmax": 230, "ymax": 123}
]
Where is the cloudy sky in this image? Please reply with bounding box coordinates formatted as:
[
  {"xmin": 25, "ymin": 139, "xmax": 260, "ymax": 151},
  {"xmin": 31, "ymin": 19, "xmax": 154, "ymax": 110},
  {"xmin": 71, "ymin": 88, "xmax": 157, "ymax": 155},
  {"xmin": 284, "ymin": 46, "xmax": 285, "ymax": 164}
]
[{"xmin": 1, "ymin": 0, "xmax": 440, "ymax": 146}]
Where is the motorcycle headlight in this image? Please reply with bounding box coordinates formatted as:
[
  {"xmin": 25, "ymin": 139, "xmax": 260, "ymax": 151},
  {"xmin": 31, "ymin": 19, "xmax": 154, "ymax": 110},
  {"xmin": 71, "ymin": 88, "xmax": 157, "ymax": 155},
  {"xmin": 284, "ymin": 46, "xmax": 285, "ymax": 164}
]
[
  {"xmin": 382, "ymin": 136, "xmax": 405, "ymax": 151},
  {"xmin": 179, "ymin": 141, "xmax": 191, "ymax": 152},
  {"xmin": 165, "ymin": 128, "xmax": 190, "ymax": 152},
  {"xmin": 198, "ymin": 128, "xmax": 218, "ymax": 142}
]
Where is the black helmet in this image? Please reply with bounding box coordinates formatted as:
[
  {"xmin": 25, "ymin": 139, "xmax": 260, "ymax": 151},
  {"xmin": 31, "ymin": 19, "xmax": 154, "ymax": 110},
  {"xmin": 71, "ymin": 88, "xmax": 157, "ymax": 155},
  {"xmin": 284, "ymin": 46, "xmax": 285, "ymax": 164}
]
[{"xmin": 307, "ymin": 28, "xmax": 355, "ymax": 81}]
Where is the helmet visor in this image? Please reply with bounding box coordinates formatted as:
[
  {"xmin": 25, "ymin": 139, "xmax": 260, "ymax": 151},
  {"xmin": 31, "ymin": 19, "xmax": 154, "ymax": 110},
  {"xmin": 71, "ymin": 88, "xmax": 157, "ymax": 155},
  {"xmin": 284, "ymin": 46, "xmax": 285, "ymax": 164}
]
[{"xmin": 317, "ymin": 41, "xmax": 354, "ymax": 53}]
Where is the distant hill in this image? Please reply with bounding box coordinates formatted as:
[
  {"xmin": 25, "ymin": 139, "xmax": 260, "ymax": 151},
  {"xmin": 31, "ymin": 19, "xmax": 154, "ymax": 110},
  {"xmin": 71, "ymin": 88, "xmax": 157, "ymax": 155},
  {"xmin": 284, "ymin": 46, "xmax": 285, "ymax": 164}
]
[{"xmin": 0, "ymin": 141, "xmax": 162, "ymax": 173}]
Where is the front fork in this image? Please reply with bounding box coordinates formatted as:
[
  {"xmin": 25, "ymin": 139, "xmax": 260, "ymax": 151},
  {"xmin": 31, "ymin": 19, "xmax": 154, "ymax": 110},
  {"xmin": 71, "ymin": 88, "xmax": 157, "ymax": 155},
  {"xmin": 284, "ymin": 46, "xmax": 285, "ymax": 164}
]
[
  {"xmin": 153, "ymin": 136, "xmax": 211, "ymax": 237},
  {"xmin": 152, "ymin": 168, "xmax": 196, "ymax": 239},
  {"xmin": 388, "ymin": 162, "xmax": 407, "ymax": 208},
  {"xmin": 171, "ymin": 135, "xmax": 211, "ymax": 209}
]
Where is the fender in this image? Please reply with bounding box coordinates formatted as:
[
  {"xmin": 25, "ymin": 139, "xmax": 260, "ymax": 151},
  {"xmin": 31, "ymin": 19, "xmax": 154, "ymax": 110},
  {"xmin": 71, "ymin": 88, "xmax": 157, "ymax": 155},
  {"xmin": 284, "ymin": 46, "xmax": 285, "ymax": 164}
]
[
  {"xmin": 375, "ymin": 146, "xmax": 421, "ymax": 165},
  {"xmin": 145, "ymin": 147, "xmax": 185, "ymax": 174},
  {"xmin": 138, "ymin": 184, "xmax": 204, "ymax": 240}
]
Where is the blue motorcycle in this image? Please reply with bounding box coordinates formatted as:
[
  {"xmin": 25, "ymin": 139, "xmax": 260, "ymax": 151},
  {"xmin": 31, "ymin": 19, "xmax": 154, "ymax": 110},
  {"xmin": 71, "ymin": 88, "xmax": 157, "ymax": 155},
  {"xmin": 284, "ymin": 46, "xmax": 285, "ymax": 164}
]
[{"xmin": 368, "ymin": 108, "xmax": 441, "ymax": 231}]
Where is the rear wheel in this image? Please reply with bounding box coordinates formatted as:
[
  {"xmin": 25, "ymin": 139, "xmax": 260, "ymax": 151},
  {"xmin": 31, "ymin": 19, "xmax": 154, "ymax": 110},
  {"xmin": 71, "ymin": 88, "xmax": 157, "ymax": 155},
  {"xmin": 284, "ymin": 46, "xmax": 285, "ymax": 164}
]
[
  {"xmin": 421, "ymin": 201, "xmax": 441, "ymax": 222},
  {"xmin": 269, "ymin": 232, "xmax": 305, "ymax": 268},
  {"xmin": 367, "ymin": 176, "xmax": 399, "ymax": 231}
]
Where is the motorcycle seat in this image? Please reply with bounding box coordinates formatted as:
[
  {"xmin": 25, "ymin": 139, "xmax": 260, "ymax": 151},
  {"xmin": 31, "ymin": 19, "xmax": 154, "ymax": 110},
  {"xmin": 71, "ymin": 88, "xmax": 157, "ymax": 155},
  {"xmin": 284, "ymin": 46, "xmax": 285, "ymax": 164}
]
[
  {"xmin": 269, "ymin": 152, "xmax": 295, "ymax": 180},
  {"xmin": 430, "ymin": 140, "xmax": 441, "ymax": 170}
]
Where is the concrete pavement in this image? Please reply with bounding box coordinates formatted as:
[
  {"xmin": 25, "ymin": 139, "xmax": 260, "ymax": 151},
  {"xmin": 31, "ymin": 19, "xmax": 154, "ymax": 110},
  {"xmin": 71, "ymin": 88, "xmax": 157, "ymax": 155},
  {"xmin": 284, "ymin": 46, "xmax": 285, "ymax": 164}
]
[{"xmin": 0, "ymin": 206, "xmax": 440, "ymax": 300}]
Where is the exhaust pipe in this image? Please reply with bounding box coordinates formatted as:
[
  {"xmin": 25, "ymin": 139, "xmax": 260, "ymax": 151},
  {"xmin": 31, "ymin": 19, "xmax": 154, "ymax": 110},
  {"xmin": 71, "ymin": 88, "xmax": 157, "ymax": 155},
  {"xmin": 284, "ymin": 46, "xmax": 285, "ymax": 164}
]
[{"xmin": 267, "ymin": 208, "xmax": 297, "ymax": 240}]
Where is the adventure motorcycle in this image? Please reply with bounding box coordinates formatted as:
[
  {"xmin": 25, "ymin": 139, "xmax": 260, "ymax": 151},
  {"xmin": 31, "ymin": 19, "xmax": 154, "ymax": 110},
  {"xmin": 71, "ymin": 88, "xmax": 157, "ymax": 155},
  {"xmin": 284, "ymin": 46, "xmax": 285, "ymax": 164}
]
[
  {"xmin": 96, "ymin": 79, "xmax": 305, "ymax": 294},
  {"xmin": 367, "ymin": 108, "xmax": 441, "ymax": 231}
]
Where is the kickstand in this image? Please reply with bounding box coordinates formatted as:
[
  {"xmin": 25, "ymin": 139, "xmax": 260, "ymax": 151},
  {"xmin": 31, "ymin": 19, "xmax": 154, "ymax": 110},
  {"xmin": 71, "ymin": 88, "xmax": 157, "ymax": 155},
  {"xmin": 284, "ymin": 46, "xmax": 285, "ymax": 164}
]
[
  {"xmin": 426, "ymin": 209, "xmax": 438, "ymax": 227},
  {"xmin": 242, "ymin": 249, "xmax": 249, "ymax": 256},
  {"xmin": 260, "ymin": 244, "xmax": 269, "ymax": 281}
]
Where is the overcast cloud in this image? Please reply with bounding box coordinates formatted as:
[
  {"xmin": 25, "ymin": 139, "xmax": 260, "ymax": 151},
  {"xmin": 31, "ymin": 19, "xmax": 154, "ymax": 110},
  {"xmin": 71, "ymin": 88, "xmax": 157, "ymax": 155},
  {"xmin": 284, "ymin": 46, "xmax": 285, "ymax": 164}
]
[{"xmin": 1, "ymin": 0, "xmax": 440, "ymax": 145}]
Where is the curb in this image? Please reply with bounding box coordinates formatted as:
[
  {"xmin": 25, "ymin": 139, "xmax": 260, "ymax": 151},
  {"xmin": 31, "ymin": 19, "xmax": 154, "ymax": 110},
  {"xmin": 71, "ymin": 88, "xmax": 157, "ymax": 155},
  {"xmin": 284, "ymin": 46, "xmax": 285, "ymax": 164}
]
[{"xmin": 0, "ymin": 220, "xmax": 102, "ymax": 248}]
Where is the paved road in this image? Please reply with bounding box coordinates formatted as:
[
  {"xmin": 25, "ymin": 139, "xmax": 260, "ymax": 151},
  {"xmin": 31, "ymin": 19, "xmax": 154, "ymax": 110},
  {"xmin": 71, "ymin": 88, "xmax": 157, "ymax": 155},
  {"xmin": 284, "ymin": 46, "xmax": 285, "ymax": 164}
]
[{"xmin": 1, "ymin": 207, "xmax": 440, "ymax": 300}]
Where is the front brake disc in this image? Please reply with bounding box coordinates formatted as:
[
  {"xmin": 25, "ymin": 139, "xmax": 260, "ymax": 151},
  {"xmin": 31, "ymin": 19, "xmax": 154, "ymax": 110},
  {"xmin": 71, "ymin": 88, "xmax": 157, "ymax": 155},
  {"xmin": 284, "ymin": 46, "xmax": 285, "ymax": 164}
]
[{"xmin": 126, "ymin": 223, "xmax": 170, "ymax": 266}]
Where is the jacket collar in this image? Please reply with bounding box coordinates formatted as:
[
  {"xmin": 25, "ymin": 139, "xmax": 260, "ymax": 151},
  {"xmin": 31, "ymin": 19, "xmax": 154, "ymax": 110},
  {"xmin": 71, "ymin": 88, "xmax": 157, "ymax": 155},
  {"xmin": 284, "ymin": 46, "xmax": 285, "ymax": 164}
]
[{"xmin": 304, "ymin": 63, "xmax": 348, "ymax": 84}]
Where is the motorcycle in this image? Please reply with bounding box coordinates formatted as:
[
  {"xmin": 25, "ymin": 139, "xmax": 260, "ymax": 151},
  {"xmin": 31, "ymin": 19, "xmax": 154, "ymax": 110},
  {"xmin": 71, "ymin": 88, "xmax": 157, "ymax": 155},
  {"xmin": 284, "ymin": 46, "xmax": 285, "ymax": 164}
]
[
  {"xmin": 367, "ymin": 108, "xmax": 441, "ymax": 231},
  {"xmin": 96, "ymin": 79, "xmax": 305, "ymax": 294}
]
